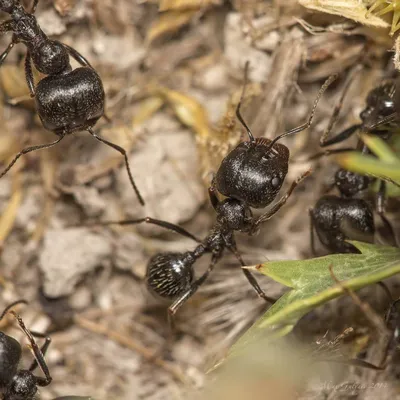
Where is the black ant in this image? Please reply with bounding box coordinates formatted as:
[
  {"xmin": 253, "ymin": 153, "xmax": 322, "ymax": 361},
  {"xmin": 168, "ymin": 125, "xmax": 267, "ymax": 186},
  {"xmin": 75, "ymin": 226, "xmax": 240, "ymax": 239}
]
[
  {"xmin": 86, "ymin": 65, "xmax": 336, "ymax": 333},
  {"xmin": 309, "ymin": 71, "xmax": 399, "ymax": 254},
  {"xmin": 0, "ymin": 299, "xmax": 53, "ymax": 400},
  {"xmin": 0, "ymin": 0, "xmax": 144, "ymax": 205}
]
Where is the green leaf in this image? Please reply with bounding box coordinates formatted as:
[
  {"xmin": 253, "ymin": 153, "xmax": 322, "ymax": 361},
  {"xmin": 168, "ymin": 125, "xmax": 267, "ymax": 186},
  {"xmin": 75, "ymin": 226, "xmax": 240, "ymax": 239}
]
[{"xmin": 233, "ymin": 242, "xmax": 400, "ymax": 352}]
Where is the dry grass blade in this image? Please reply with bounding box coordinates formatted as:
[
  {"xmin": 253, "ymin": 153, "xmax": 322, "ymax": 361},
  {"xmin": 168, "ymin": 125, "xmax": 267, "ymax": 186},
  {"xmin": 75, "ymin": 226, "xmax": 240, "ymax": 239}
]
[
  {"xmin": 159, "ymin": 0, "xmax": 221, "ymax": 11},
  {"xmin": 0, "ymin": 166, "xmax": 23, "ymax": 251},
  {"xmin": 146, "ymin": 9, "xmax": 198, "ymax": 44}
]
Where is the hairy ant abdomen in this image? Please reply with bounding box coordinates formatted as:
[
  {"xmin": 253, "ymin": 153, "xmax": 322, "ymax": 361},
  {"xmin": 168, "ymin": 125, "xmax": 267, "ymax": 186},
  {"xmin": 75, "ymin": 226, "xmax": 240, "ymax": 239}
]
[
  {"xmin": 215, "ymin": 138, "xmax": 290, "ymax": 209},
  {"xmin": 35, "ymin": 67, "xmax": 104, "ymax": 134},
  {"xmin": 310, "ymin": 195, "xmax": 375, "ymax": 253},
  {"xmin": 146, "ymin": 252, "xmax": 195, "ymax": 299}
]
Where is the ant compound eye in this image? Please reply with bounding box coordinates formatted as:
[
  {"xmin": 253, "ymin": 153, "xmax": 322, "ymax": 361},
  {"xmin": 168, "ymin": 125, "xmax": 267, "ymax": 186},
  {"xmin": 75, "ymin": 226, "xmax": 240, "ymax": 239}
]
[{"xmin": 271, "ymin": 177, "xmax": 281, "ymax": 188}]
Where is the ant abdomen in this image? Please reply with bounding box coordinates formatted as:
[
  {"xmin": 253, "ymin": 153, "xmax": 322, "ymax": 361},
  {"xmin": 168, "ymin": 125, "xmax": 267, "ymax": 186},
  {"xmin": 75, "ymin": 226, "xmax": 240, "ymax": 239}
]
[
  {"xmin": 311, "ymin": 195, "xmax": 375, "ymax": 254},
  {"xmin": 35, "ymin": 67, "xmax": 104, "ymax": 135},
  {"xmin": 0, "ymin": 332, "xmax": 21, "ymax": 387},
  {"xmin": 215, "ymin": 138, "xmax": 289, "ymax": 209},
  {"xmin": 146, "ymin": 252, "xmax": 195, "ymax": 299}
]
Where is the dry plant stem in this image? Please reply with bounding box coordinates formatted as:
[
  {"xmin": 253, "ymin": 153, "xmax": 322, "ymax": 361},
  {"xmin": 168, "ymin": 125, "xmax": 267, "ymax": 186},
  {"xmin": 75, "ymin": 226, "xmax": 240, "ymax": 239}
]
[
  {"xmin": 74, "ymin": 315, "xmax": 188, "ymax": 384},
  {"xmin": 248, "ymin": 35, "xmax": 305, "ymax": 138}
]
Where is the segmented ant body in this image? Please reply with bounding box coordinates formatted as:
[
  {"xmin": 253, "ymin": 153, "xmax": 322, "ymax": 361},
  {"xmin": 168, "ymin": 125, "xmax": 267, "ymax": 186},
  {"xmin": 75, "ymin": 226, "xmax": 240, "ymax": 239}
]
[
  {"xmin": 89, "ymin": 67, "xmax": 336, "ymax": 332},
  {"xmin": 0, "ymin": 0, "xmax": 144, "ymax": 205},
  {"xmin": 0, "ymin": 300, "xmax": 52, "ymax": 400},
  {"xmin": 0, "ymin": 300, "xmax": 91, "ymax": 400},
  {"xmin": 309, "ymin": 75, "xmax": 399, "ymax": 254}
]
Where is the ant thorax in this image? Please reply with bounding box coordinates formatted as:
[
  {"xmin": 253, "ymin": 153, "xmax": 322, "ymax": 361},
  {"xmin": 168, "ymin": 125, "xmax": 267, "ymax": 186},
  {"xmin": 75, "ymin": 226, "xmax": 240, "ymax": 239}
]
[{"xmin": 215, "ymin": 138, "xmax": 290, "ymax": 209}]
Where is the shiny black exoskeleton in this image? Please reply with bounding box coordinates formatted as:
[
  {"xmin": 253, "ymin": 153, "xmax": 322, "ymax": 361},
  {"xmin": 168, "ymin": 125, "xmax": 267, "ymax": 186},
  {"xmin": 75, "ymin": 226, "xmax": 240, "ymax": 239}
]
[
  {"xmin": 214, "ymin": 67, "xmax": 336, "ymax": 210},
  {"xmin": 89, "ymin": 64, "xmax": 337, "ymax": 331},
  {"xmin": 0, "ymin": 300, "xmax": 52, "ymax": 400},
  {"xmin": 93, "ymin": 170, "xmax": 310, "ymax": 331},
  {"xmin": 309, "ymin": 75, "xmax": 399, "ymax": 254},
  {"xmin": 0, "ymin": 0, "xmax": 144, "ymax": 205}
]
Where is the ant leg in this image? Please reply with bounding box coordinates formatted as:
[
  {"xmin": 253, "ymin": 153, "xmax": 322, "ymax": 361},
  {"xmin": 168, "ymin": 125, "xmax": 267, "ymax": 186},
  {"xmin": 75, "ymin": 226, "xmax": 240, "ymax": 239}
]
[
  {"xmin": 328, "ymin": 265, "xmax": 391, "ymax": 369},
  {"xmin": 228, "ymin": 242, "xmax": 276, "ymax": 303},
  {"xmin": 0, "ymin": 41, "xmax": 15, "ymax": 67},
  {"xmin": 0, "ymin": 134, "xmax": 65, "ymax": 179},
  {"xmin": 85, "ymin": 216, "xmax": 201, "ymax": 243},
  {"xmin": 167, "ymin": 254, "xmax": 220, "ymax": 333},
  {"xmin": 0, "ymin": 299, "xmax": 28, "ymax": 320},
  {"xmin": 309, "ymin": 209, "xmax": 317, "ymax": 256},
  {"xmin": 265, "ymin": 74, "xmax": 338, "ymax": 151},
  {"xmin": 236, "ymin": 61, "xmax": 255, "ymax": 143},
  {"xmin": 62, "ymin": 43, "xmax": 92, "ymax": 68},
  {"xmin": 320, "ymin": 65, "xmax": 363, "ymax": 147},
  {"xmin": 208, "ymin": 184, "xmax": 220, "ymax": 210},
  {"xmin": 87, "ymin": 127, "xmax": 145, "ymax": 206},
  {"xmin": 11, "ymin": 311, "xmax": 52, "ymax": 386},
  {"xmin": 250, "ymin": 169, "xmax": 312, "ymax": 232},
  {"xmin": 24, "ymin": 51, "xmax": 35, "ymax": 97},
  {"xmin": 27, "ymin": 331, "xmax": 51, "ymax": 373},
  {"xmin": 319, "ymin": 125, "xmax": 360, "ymax": 148},
  {"xmin": 376, "ymin": 180, "xmax": 397, "ymax": 246}
]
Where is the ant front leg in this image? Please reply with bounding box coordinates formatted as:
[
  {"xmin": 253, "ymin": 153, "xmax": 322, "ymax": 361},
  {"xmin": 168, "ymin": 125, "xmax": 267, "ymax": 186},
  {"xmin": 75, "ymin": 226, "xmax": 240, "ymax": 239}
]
[
  {"xmin": 376, "ymin": 180, "xmax": 397, "ymax": 246},
  {"xmin": 11, "ymin": 311, "xmax": 52, "ymax": 386},
  {"xmin": 250, "ymin": 169, "xmax": 312, "ymax": 233},
  {"xmin": 25, "ymin": 51, "xmax": 35, "ymax": 97},
  {"xmin": 62, "ymin": 43, "xmax": 93, "ymax": 68},
  {"xmin": 167, "ymin": 254, "xmax": 220, "ymax": 333},
  {"xmin": 227, "ymin": 240, "xmax": 276, "ymax": 303},
  {"xmin": 87, "ymin": 127, "xmax": 145, "ymax": 206},
  {"xmin": 84, "ymin": 216, "xmax": 201, "ymax": 243},
  {"xmin": 319, "ymin": 65, "xmax": 363, "ymax": 147},
  {"xmin": 0, "ymin": 22, "xmax": 16, "ymax": 67}
]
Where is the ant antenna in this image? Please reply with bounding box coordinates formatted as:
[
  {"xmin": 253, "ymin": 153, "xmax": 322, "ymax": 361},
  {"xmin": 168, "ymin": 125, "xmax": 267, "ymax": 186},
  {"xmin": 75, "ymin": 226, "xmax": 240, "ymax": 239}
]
[
  {"xmin": 0, "ymin": 299, "xmax": 28, "ymax": 320},
  {"xmin": 236, "ymin": 61, "xmax": 255, "ymax": 143},
  {"xmin": 266, "ymin": 74, "xmax": 338, "ymax": 152}
]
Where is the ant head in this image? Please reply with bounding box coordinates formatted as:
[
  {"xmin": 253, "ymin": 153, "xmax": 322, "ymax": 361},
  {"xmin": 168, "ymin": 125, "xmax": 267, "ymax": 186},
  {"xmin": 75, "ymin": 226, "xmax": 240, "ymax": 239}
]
[
  {"xmin": 334, "ymin": 169, "xmax": 370, "ymax": 198},
  {"xmin": 0, "ymin": 0, "xmax": 17, "ymax": 13},
  {"xmin": 146, "ymin": 252, "xmax": 194, "ymax": 299},
  {"xmin": 360, "ymin": 80, "xmax": 397, "ymax": 128},
  {"xmin": 32, "ymin": 40, "xmax": 70, "ymax": 75},
  {"xmin": 215, "ymin": 198, "xmax": 253, "ymax": 232},
  {"xmin": 0, "ymin": 332, "xmax": 22, "ymax": 387},
  {"xmin": 215, "ymin": 138, "xmax": 289, "ymax": 208},
  {"xmin": 5, "ymin": 370, "xmax": 37, "ymax": 399}
]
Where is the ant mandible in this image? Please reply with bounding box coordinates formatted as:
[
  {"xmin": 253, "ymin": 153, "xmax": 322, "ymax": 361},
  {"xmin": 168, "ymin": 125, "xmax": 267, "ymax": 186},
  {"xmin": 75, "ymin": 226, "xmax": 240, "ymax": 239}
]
[
  {"xmin": 86, "ymin": 64, "xmax": 336, "ymax": 332},
  {"xmin": 309, "ymin": 70, "xmax": 399, "ymax": 254},
  {"xmin": 0, "ymin": 0, "xmax": 144, "ymax": 205}
]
